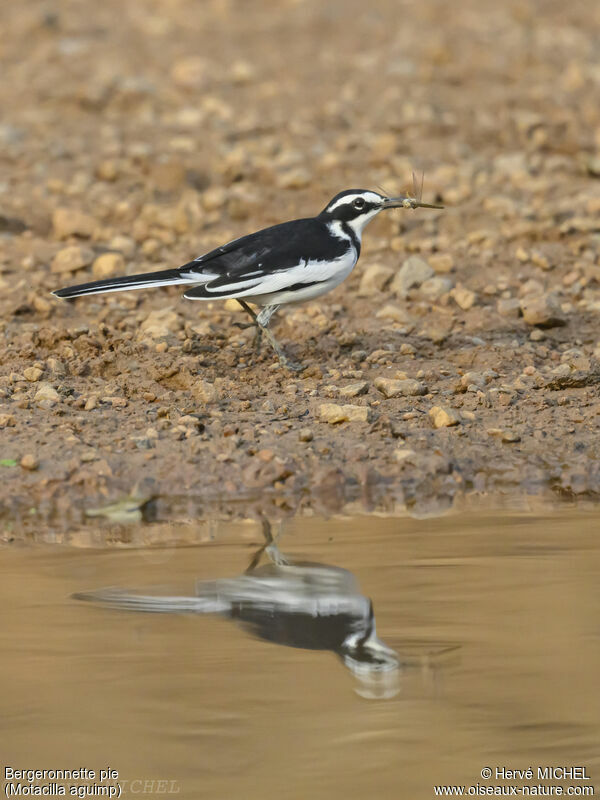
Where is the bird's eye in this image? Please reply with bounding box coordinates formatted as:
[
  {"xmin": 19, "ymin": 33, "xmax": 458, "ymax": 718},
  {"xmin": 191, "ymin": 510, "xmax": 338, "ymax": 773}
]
[{"xmin": 353, "ymin": 198, "xmax": 365, "ymax": 209}]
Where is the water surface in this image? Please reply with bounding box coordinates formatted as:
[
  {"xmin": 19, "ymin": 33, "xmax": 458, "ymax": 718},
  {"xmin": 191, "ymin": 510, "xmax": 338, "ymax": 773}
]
[{"xmin": 2, "ymin": 511, "xmax": 599, "ymax": 799}]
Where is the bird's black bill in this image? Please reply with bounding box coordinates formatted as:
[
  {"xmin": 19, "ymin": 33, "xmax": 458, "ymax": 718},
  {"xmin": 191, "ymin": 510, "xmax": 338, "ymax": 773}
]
[{"xmin": 382, "ymin": 196, "xmax": 444, "ymax": 210}]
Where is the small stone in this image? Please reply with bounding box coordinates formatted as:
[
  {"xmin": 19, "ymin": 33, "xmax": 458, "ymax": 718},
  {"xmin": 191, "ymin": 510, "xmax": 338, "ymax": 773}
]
[
  {"xmin": 338, "ymin": 381, "xmax": 369, "ymax": 398},
  {"xmin": 358, "ymin": 264, "xmax": 394, "ymax": 296},
  {"xmin": 450, "ymin": 284, "xmax": 476, "ymax": 311},
  {"xmin": 20, "ymin": 454, "xmax": 39, "ymax": 471},
  {"xmin": 35, "ymin": 382, "xmax": 60, "ymax": 407},
  {"xmin": 419, "ymin": 276, "xmax": 454, "ymax": 300},
  {"xmin": 519, "ymin": 278, "xmax": 544, "ymax": 297},
  {"xmin": 429, "ymin": 253, "xmax": 454, "ymax": 273},
  {"xmin": 51, "ymin": 245, "xmax": 94, "ymax": 273},
  {"xmin": 277, "ymin": 168, "xmax": 311, "ymax": 190},
  {"xmin": 192, "ymin": 380, "xmax": 218, "ymax": 403},
  {"xmin": 531, "ymin": 250, "xmax": 552, "ymax": 270},
  {"xmin": 429, "ymin": 405, "xmax": 460, "ymax": 428},
  {"xmin": 394, "ymin": 448, "xmax": 416, "ymax": 462},
  {"xmin": 496, "ymin": 297, "xmax": 522, "ymax": 317},
  {"xmin": 319, "ymin": 403, "xmax": 371, "ymax": 424},
  {"xmin": 0, "ymin": 414, "xmax": 16, "ymax": 427},
  {"xmin": 84, "ymin": 396, "xmax": 98, "ymax": 411},
  {"xmin": 460, "ymin": 371, "xmax": 486, "ymax": 389},
  {"xmin": 150, "ymin": 159, "xmax": 186, "ymax": 193},
  {"xmin": 52, "ymin": 208, "xmax": 96, "ymax": 239},
  {"xmin": 298, "ymin": 428, "xmax": 314, "ymax": 442},
  {"xmin": 399, "ymin": 343, "xmax": 416, "ymax": 355},
  {"xmin": 374, "ymin": 377, "xmax": 427, "ymax": 398},
  {"xmin": 139, "ymin": 307, "xmax": 181, "ymax": 338},
  {"xmin": 530, "ymin": 329, "xmax": 546, "ymax": 341},
  {"xmin": 560, "ymin": 348, "xmax": 591, "ymax": 371},
  {"xmin": 227, "ymin": 188, "xmax": 259, "ymax": 220},
  {"xmin": 257, "ymin": 449, "xmax": 274, "ymax": 462},
  {"xmin": 23, "ymin": 366, "xmax": 43, "ymax": 382},
  {"xmin": 170, "ymin": 56, "xmax": 209, "ymax": 88},
  {"xmin": 202, "ymin": 186, "xmax": 227, "ymax": 211},
  {"xmin": 520, "ymin": 294, "xmax": 565, "ymax": 327},
  {"xmin": 95, "ymin": 160, "xmax": 118, "ymax": 181},
  {"xmin": 375, "ymin": 304, "xmax": 412, "ymax": 323},
  {"xmin": 92, "ymin": 252, "xmax": 125, "ymax": 278},
  {"xmin": 487, "ymin": 428, "xmax": 521, "ymax": 443},
  {"xmin": 515, "ymin": 247, "xmax": 530, "ymax": 263},
  {"xmin": 391, "ymin": 256, "xmax": 434, "ymax": 298},
  {"xmin": 230, "ymin": 60, "xmax": 256, "ymax": 84}
]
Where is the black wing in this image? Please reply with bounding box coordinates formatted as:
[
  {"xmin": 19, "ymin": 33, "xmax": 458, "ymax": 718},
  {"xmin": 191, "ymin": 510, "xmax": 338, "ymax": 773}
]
[{"xmin": 179, "ymin": 217, "xmax": 351, "ymax": 296}]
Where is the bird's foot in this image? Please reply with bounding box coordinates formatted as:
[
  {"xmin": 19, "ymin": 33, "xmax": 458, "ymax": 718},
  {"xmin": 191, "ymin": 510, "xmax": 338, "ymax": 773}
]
[{"xmin": 279, "ymin": 355, "xmax": 304, "ymax": 372}]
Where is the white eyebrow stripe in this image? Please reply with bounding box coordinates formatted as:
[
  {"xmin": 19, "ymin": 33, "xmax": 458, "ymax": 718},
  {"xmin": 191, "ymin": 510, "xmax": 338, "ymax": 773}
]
[{"xmin": 325, "ymin": 192, "xmax": 382, "ymax": 212}]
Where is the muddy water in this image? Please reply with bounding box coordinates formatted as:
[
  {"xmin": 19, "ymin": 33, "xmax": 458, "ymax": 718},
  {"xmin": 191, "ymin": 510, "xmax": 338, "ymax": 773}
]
[{"xmin": 2, "ymin": 511, "xmax": 600, "ymax": 799}]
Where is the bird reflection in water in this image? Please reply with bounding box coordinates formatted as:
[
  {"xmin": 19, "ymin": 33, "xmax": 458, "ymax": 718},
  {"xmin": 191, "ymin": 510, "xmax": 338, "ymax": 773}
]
[{"xmin": 75, "ymin": 521, "xmax": 446, "ymax": 699}]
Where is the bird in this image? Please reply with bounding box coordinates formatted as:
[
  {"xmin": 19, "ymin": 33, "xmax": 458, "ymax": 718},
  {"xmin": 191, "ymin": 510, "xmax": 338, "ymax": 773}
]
[
  {"xmin": 73, "ymin": 521, "xmax": 401, "ymax": 698},
  {"xmin": 53, "ymin": 187, "xmax": 443, "ymax": 371}
]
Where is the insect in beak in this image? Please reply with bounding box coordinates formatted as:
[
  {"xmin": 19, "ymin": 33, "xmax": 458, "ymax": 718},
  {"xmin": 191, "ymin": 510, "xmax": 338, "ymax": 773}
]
[{"xmin": 382, "ymin": 171, "xmax": 444, "ymax": 210}]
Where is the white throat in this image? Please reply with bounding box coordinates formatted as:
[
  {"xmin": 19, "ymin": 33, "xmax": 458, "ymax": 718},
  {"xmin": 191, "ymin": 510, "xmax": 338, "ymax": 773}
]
[{"xmin": 345, "ymin": 207, "xmax": 383, "ymax": 240}]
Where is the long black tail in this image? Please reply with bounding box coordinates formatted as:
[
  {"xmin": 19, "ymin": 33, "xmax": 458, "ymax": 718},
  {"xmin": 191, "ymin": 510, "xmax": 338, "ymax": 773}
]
[{"xmin": 52, "ymin": 267, "xmax": 198, "ymax": 299}]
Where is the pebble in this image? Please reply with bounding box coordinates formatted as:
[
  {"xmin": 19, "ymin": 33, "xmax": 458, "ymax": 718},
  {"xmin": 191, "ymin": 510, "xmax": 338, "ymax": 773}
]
[
  {"xmin": 450, "ymin": 284, "xmax": 476, "ymax": 310},
  {"xmin": 487, "ymin": 428, "xmax": 521, "ymax": 443},
  {"xmin": 374, "ymin": 377, "xmax": 427, "ymax": 398},
  {"xmin": 391, "ymin": 256, "xmax": 434, "ymax": 298},
  {"xmin": 520, "ymin": 294, "xmax": 565, "ymax": 327},
  {"xmin": 23, "ymin": 366, "xmax": 43, "ymax": 382},
  {"xmin": 51, "ymin": 245, "xmax": 94, "ymax": 273},
  {"xmin": 394, "ymin": 448, "xmax": 416, "ymax": 462},
  {"xmin": 357, "ymin": 264, "xmax": 393, "ymax": 296},
  {"xmin": 519, "ymin": 279, "xmax": 544, "ymax": 297},
  {"xmin": 277, "ymin": 168, "xmax": 311, "ymax": 190},
  {"xmin": 338, "ymin": 381, "xmax": 369, "ymax": 398},
  {"xmin": 20, "ymin": 454, "xmax": 39, "ymax": 470},
  {"xmin": 52, "ymin": 208, "xmax": 96, "ymax": 239},
  {"xmin": 192, "ymin": 380, "xmax": 218, "ymax": 403},
  {"xmin": 202, "ymin": 186, "xmax": 227, "ymax": 211},
  {"xmin": 375, "ymin": 304, "xmax": 413, "ymax": 324},
  {"xmin": 531, "ymin": 250, "xmax": 552, "ymax": 270},
  {"xmin": 429, "ymin": 405, "xmax": 460, "ymax": 428},
  {"xmin": 419, "ymin": 276, "xmax": 454, "ymax": 300},
  {"xmin": 429, "ymin": 253, "xmax": 455, "ymax": 273},
  {"xmin": 170, "ymin": 56, "xmax": 208, "ymax": 88},
  {"xmin": 496, "ymin": 297, "xmax": 521, "ymax": 317},
  {"xmin": 0, "ymin": 414, "xmax": 16, "ymax": 427},
  {"xmin": 319, "ymin": 403, "xmax": 371, "ymax": 424},
  {"xmin": 139, "ymin": 307, "xmax": 181, "ymax": 338},
  {"xmin": 34, "ymin": 382, "xmax": 60, "ymax": 407},
  {"xmin": 460, "ymin": 371, "xmax": 486, "ymax": 390},
  {"xmin": 227, "ymin": 188, "xmax": 260, "ymax": 220},
  {"xmin": 298, "ymin": 428, "xmax": 314, "ymax": 442},
  {"xmin": 92, "ymin": 252, "xmax": 125, "ymax": 278}
]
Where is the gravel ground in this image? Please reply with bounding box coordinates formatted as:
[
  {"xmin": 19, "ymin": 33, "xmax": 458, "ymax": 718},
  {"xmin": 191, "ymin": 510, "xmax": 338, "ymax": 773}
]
[{"xmin": 1, "ymin": 0, "xmax": 600, "ymax": 524}]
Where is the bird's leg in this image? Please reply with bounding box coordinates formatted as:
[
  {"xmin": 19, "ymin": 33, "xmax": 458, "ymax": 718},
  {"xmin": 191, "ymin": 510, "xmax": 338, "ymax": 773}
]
[
  {"xmin": 233, "ymin": 299, "xmax": 262, "ymax": 353},
  {"xmin": 244, "ymin": 518, "xmax": 280, "ymax": 573},
  {"xmin": 256, "ymin": 305, "xmax": 303, "ymax": 372}
]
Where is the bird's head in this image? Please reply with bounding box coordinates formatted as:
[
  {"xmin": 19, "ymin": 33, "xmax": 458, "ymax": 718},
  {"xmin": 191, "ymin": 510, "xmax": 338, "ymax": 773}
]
[{"xmin": 319, "ymin": 188, "xmax": 443, "ymax": 238}]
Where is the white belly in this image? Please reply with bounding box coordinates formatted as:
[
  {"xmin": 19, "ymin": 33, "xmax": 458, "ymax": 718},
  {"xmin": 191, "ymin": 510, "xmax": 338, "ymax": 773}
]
[{"xmin": 248, "ymin": 248, "xmax": 358, "ymax": 307}]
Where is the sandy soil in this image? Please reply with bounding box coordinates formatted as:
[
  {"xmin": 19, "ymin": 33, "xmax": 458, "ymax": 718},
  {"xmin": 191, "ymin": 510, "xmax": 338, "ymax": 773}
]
[{"xmin": 1, "ymin": 0, "xmax": 600, "ymax": 525}]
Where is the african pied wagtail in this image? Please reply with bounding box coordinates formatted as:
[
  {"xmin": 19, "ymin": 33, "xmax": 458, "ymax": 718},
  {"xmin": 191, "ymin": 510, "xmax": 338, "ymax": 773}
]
[
  {"xmin": 53, "ymin": 188, "xmax": 442, "ymax": 371},
  {"xmin": 74, "ymin": 521, "xmax": 401, "ymax": 697}
]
